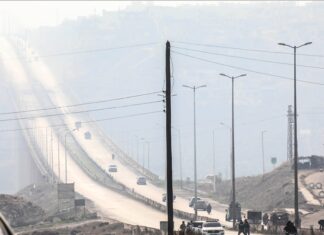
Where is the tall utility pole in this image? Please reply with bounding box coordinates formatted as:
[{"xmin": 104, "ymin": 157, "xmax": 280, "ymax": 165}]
[
  {"xmin": 287, "ymin": 105, "xmax": 294, "ymax": 162},
  {"xmin": 278, "ymin": 41, "xmax": 312, "ymax": 228},
  {"xmin": 261, "ymin": 130, "xmax": 267, "ymax": 179},
  {"xmin": 51, "ymin": 128, "xmax": 54, "ymax": 183},
  {"xmin": 183, "ymin": 84, "xmax": 206, "ymax": 220},
  {"xmin": 146, "ymin": 141, "xmax": 150, "ymax": 171},
  {"xmin": 45, "ymin": 127, "xmax": 48, "ymax": 167},
  {"xmin": 220, "ymin": 73, "xmax": 246, "ymax": 228},
  {"xmin": 165, "ymin": 41, "xmax": 174, "ymax": 234},
  {"xmin": 64, "ymin": 128, "xmax": 78, "ymax": 184}
]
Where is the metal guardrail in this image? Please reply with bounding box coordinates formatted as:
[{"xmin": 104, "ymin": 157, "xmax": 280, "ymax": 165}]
[
  {"xmin": 88, "ymin": 121, "xmax": 159, "ymax": 181},
  {"xmin": 64, "ymin": 133, "xmax": 216, "ymax": 222}
]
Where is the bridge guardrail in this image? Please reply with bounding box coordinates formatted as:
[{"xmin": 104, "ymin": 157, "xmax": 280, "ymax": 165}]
[
  {"xmin": 64, "ymin": 131, "xmax": 216, "ymax": 222},
  {"xmin": 89, "ymin": 122, "xmax": 159, "ymax": 181}
]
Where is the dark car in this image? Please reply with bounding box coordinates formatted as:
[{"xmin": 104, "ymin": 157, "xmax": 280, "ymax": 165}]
[
  {"xmin": 108, "ymin": 164, "xmax": 117, "ymax": 172},
  {"xmin": 137, "ymin": 176, "xmax": 147, "ymax": 185}
]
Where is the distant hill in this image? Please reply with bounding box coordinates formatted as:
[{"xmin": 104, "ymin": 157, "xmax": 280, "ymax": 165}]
[{"xmin": 202, "ymin": 162, "xmax": 306, "ymax": 211}]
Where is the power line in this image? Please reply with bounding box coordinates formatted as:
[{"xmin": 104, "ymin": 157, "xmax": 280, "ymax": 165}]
[
  {"xmin": 0, "ymin": 91, "xmax": 162, "ymax": 115},
  {"xmin": 171, "ymin": 50, "xmax": 324, "ymax": 86},
  {"xmin": 173, "ymin": 46, "xmax": 324, "ymax": 70},
  {"xmin": 171, "ymin": 41, "xmax": 324, "ymax": 58},
  {"xmin": 4, "ymin": 42, "xmax": 160, "ymax": 61},
  {"xmin": 0, "ymin": 110, "xmax": 163, "ymax": 133},
  {"xmin": 0, "ymin": 100, "xmax": 163, "ymax": 122}
]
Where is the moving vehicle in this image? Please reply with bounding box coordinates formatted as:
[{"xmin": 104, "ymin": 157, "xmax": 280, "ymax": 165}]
[
  {"xmin": 137, "ymin": 176, "xmax": 147, "ymax": 185},
  {"xmin": 189, "ymin": 197, "xmax": 201, "ymax": 207},
  {"xmin": 201, "ymin": 221, "xmax": 224, "ymax": 235},
  {"xmin": 194, "ymin": 200, "xmax": 208, "ymax": 211},
  {"xmin": 162, "ymin": 193, "xmax": 176, "ymax": 202},
  {"xmin": 247, "ymin": 210, "xmax": 262, "ymax": 224},
  {"xmin": 108, "ymin": 164, "xmax": 118, "ymax": 172}
]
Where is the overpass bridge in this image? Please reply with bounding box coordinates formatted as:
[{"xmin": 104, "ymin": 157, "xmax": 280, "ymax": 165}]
[{"xmin": 1, "ymin": 36, "xmax": 230, "ymax": 230}]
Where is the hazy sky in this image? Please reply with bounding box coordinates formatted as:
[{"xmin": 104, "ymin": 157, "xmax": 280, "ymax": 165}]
[
  {"xmin": 0, "ymin": 1, "xmax": 311, "ymax": 30},
  {"xmin": 0, "ymin": 1, "xmax": 222, "ymax": 30}
]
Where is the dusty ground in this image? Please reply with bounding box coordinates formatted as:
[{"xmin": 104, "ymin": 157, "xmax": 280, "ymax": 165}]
[{"xmin": 17, "ymin": 220, "xmax": 162, "ymax": 235}]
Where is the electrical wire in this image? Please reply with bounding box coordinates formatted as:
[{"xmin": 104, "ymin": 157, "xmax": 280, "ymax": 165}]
[
  {"xmin": 171, "ymin": 41, "xmax": 324, "ymax": 58},
  {"xmin": 172, "ymin": 46, "xmax": 324, "ymax": 70},
  {"xmin": 0, "ymin": 110, "xmax": 163, "ymax": 133},
  {"xmin": 171, "ymin": 50, "xmax": 324, "ymax": 86},
  {"xmin": 2, "ymin": 42, "xmax": 160, "ymax": 61},
  {"xmin": 0, "ymin": 91, "xmax": 162, "ymax": 115},
  {"xmin": 0, "ymin": 100, "xmax": 163, "ymax": 122}
]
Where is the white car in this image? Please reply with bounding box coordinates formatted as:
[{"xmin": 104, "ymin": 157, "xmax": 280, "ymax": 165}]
[{"xmin": 201, "ymin": 221, "xmax": 224, "ymax": 235}]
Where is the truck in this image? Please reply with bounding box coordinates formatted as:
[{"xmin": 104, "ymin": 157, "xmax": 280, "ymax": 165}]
[{"xmin": 247, "ymin": 210, "xmax": 262, "ymax": 225}]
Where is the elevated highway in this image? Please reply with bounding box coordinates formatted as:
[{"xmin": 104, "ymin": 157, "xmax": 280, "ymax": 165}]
[{"xmin": 1, "ymin": 36, "xmax": 234, "ymax": 230}]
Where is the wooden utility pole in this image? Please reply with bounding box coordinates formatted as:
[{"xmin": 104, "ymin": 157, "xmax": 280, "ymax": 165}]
[{"xmin": 165, "ymin": 41, "xmax": 174, "ymax": 234}]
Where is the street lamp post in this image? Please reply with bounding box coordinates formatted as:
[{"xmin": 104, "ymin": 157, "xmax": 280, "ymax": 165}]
[
  {"xmin": 278, "ymin": 41, "xmax": 312, "ymax": 228},
  {"xmin": 64, "ymin": 128, "xmax": 78, "ymax": 183},
  {"xmin": 220, "ymin": 73, "xmax": 246, "ymax": 229},
  {"xmin": 183, "ymin": 84, "xmax": 206, "ymax": 220},
  {"xmin": 261, "ymin": 130, "xmax": 267, "ymax": 179},
  {"xmin": 220, "ymin": 121, "xmax": 232, "ymax": 178},
  {"xmin": 212, "ymin": 130, "xmax": 216, "ymax": 193},
  {"xmin": 146, "ymin": 141, "xmax": 150, "ymax": 171}
]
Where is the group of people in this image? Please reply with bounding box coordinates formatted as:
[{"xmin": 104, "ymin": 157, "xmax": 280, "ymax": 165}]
[
  {"xmin": 179, "ymin": 221, "xmax": 193, "ymax": 235},
  {"xmin": 237, "ymin": 219, "xmax": 250, "ymax": 235}
]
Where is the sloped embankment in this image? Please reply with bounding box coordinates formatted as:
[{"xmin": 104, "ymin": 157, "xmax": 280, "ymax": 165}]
[
  {"xmin": 211, "ymin": 162, "xmax": 305, "ymax": 211},
  {"xmin": 0, "ymin": 194, "xmax": 45, "ymax": 227}
]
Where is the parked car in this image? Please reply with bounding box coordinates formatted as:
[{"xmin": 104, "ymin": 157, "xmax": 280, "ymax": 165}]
[
  {"xmin": 194, "ymin": 200, "xmax": 208, "ymax": 211},
  {"xmin": 201, "ymin": 221, "xmax": 224, "ymax": 235},
  {"xmin": 189, "ymin": 197, "xmax": 201, "ymax": 207},
  {"xmin": 137, "ymin": 176, "xmax": 147, "ymax": 185},
  {"xmin": 108, "ymin": 164, "xmax": 117, "ymax": 172},
  {"xmin": 162, "ymin": 193, "xmax": 176, "ymax": 202}
]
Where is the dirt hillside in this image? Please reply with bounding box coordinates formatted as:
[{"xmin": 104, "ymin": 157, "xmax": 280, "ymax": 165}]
[{"xmin": 207, "ymin": 162, "xmax": 306, "ymax": 211}]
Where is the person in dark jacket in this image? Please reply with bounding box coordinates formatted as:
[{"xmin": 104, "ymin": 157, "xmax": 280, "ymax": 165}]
[
  {"xmin": 244, "ymin": 219, "xmax": 250, "ymax": 235},
  {"xmin": 284, "ymin": 221, "xmax": 297, "ymax": 235},
  {"xmin": 238, "ymin": 220, "xmax": 245, "ymax": 235},
  {"xmin": 179, "ymin": 221, "xmax": 186, "ymax": 235},
  {"xmin": 318, "ymin": 220, "xmax": 324, "ymax": 231},
  {"xmin": 207, "ymin": 203, "xmax": 212, "ymax": 214}
]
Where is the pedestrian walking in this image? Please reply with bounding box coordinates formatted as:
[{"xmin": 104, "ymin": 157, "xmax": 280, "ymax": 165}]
[
  {"xmin": 186, "ymin": 221, "xmax": 193, "ymax": 234},
  {"xmin": 238, "ymin": 220, "xmax": 245, "ymax": 235},
  {"xmin": 180, "ymin": 221, "xmax": 186, "ymax": 235},
  {"xmin": 244, "ymin": 219, "xmax": 250, "ymax": 235},
  {"xmin": 318, "ymin": 219, "xmax": 324, "ymax": 231},
  {"xmin": 207, "ymin": 203, "xmax": 212, "ymax": 214},
  {"xmin": 263, "ymin": 213, "xmax": 269, "ymax": 225},
  {"xmin": 284, "ymin": 220, "xmax": 297, "ymax": 235}
]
